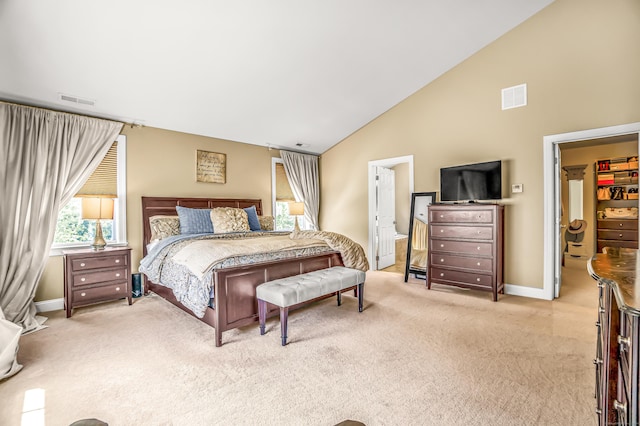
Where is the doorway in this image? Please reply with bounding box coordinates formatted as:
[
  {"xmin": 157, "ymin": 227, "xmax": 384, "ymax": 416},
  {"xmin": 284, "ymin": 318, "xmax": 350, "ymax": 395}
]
[
  {"xmin": 367, "ymin": 155, "xmax": 414, "ymax": 272},
  {"xmin": 543, "ymin": 122, "xmax": 640, "ymax": 299}
]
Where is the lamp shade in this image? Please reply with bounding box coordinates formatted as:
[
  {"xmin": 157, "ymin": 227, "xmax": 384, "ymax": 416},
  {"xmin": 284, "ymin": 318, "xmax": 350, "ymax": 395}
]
[
  {"xmin": 81, "ymin": 197, "xmax": 114, "ymax": 220},
  {"xmin": 288, "ymin": 202, "xmax": 304, "ymax": 216}
]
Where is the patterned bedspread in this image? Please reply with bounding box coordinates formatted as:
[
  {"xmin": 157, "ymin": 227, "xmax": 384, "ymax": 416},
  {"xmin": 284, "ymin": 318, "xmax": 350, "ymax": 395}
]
[{"xmin": 139, "ymin": 231, "xmax": 368, "ymax": 318}]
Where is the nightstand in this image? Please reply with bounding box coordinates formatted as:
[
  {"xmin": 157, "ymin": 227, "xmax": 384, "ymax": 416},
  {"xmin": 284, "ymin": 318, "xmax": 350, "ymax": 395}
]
[{"xmin": 63, "ymin": 246, "xmax": 132, "ymax": 318}]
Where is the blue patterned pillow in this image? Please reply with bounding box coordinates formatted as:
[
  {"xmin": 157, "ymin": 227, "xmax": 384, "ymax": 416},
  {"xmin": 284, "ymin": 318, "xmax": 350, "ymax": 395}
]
[
  {"xmin": 244, "ymin": 205, "xmax": 261, "ymax": 231},
  {"xmin": 176, "ymin": 206, "xmax": 214, "ymax": 234}
]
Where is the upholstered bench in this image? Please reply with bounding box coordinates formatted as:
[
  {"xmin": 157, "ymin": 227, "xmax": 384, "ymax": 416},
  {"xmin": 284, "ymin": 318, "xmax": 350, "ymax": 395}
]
[{"xmin": 256, "ymin": 266, "xmax": 365, "ymax": 345}]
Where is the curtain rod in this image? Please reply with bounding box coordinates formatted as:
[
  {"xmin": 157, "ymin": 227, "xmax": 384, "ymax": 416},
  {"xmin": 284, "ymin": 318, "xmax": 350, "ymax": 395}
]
[{"xmin": 0, "ymin": 99, "xmax": 142, "ymax": 128}]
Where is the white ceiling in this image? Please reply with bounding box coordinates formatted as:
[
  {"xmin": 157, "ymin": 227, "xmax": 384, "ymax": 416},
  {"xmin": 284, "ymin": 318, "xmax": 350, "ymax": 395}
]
[{"xmin": 0, "ymin": 0, "xmax": 553, "ymax": 154}]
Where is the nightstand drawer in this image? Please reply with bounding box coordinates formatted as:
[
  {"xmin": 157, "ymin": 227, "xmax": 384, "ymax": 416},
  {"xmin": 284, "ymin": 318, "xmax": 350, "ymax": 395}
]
[
  {"xmin": 73, "ymin": 268, "xmax": 128, "ymax": 287},
  {"xmin": 71, "ymin": 254, "xmax": 127, "ymax": 271},
  {"xmin": 431, "ymin": 225, "xmax": 493, "ymax": 240},
  {"xmin": 73, "ymin": 282, "xmax": 128, "ymax": 305}
]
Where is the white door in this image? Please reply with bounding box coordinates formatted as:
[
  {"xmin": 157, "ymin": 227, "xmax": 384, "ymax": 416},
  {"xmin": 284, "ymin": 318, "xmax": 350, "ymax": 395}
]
[
  {"xmin": 554, "ymin": 144, "xmax": 563, "ymax": 297},
  {"xmin": 376, "ymin": 166, "xmax": 396, "ymax": 269}
]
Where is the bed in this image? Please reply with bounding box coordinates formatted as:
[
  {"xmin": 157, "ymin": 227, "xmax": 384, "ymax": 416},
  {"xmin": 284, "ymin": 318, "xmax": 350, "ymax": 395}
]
[{"xmin": 139, "ymin": 196, "xmax": 368, "ymax": 346}]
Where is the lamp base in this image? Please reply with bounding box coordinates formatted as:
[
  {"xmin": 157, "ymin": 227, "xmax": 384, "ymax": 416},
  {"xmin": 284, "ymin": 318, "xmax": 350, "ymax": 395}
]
[
  {"xmin": 91, "ymin": 220, "xmax": 107, "ymax": 251},
  {"xmin": 294, "ymin": 216, "xmax": 300, "ymax": 232}
]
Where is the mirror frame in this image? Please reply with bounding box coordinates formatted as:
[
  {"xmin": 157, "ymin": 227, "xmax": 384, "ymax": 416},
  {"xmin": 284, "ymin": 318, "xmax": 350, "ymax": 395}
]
[{"xmin": 404, "ymin": 191, "xmax": 437, "ymax": 282}]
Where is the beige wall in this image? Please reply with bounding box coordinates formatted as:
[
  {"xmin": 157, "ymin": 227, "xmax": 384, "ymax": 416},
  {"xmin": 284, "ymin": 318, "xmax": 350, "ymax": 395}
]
[
  {"xmin": 36, "ymin": 126, "xmax": 278, "ymax": 301},
  {"xmin": 560, "ymin": 139, "xmax": 638, "ymax": 257},
  {"xmin": 319, "ymin": 0, "xmax": 640, "ymax": 289}
]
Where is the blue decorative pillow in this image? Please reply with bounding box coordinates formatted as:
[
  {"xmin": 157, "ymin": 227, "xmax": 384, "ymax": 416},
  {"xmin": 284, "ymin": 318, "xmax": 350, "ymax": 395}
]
[
  {"xmin": 176, "ymin": 206, "xmax": 214, "ymax": 234},
  {"xmin": 244, "ymin": 205, "xmax": 262, "ymax": 231}
]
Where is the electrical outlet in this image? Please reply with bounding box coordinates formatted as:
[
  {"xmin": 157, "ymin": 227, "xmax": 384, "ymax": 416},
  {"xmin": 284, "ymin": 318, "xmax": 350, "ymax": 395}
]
[{"xmin": 512, "ymin": 183, "xmax": 523, "ymax": 193}]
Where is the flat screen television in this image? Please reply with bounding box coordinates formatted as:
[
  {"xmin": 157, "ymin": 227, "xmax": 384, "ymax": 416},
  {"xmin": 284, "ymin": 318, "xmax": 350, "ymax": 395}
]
[{"xmin": 440, "ymin": 160, "xmax": 502, "ymax": 202}]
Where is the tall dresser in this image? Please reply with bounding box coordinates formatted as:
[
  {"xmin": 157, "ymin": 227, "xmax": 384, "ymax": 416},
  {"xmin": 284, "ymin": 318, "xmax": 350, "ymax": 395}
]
[
  {"xmin": 427, "ymin": 203, "xmax": 504, "ymax": 301},
  {"xmin": 589, "ymin": 247, "xmax": 640, "ymax": 425}
]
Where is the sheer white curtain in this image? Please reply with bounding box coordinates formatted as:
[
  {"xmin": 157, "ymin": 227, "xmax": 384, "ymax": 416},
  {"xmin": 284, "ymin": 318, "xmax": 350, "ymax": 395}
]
[
  {"xmin": 281, "ymin": 150, "xmax": 320, "ymax": 230},
  {"xmin": 0, "ymin": 102, "xmax": 123, "ymax": 380}
]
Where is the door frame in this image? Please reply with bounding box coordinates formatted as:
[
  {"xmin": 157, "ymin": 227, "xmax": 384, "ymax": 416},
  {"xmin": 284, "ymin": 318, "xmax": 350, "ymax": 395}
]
[
  {"xmin": 543, "ymin": 122, "xmax": 640, "ymax": 300},
  {"xmin": 368, "ymin": 155, "xmax": 414, "ymax": 270}
]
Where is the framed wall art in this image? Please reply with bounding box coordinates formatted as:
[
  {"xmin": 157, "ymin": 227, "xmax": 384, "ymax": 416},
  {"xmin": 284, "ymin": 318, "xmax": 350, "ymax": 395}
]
[{"xmin": 196, "ymin": 150, "xmax": 226, "ymax": 184}]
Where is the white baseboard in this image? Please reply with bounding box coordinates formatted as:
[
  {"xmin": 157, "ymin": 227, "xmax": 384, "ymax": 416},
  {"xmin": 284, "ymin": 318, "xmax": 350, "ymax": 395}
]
[
  {"xmin": 35, "ymin": 298, "xmax": 64, "ymax": 313},
  {"xmin": 504, "ymin": 283, "xmax": 551, "ymax": 300}
]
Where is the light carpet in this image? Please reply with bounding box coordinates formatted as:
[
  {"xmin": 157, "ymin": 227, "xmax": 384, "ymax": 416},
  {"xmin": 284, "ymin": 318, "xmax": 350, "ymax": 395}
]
[{"xmin": 1, "ymin": 269, "xmax": 597, "ymax": 425}]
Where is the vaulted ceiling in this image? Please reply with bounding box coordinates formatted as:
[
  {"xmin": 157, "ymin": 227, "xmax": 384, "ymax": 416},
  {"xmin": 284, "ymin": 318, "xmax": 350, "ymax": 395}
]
[{"xmin": 0, "ymin": 0, "xmax": 554, "ymax": 154}]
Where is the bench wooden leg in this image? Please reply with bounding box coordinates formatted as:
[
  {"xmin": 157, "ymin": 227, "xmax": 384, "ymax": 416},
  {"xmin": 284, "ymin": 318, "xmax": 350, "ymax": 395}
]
[
  {"xmin": 258, "ymin": 299, "xmax": 267, "ymax": 335},
  {"xmin": 280, "ymin": 307, "xmax": 289, "ymax": 346},
  {"xmin": 337, "ymin": 290, "xmax": 342, "ymax": 306},
  {"xmin": 357, "ymin": 283, "xmax": 364, "ymax": 313}
]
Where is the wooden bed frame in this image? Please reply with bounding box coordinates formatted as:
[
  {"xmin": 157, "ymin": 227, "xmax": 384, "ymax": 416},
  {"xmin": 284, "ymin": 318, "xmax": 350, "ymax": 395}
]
[{"xmin": 141, "ymin": 196, "xmax": 346, "ymax": 346}]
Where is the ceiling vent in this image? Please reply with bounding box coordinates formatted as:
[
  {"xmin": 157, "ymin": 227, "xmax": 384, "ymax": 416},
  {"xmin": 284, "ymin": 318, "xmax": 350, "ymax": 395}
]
[
  {"xmin": 58, "ymin": 93, "xmax": 95, "ymax": 107},
  {"xmin": 501, "ymin": 84, "xmax": 527, "ymax": 110}
]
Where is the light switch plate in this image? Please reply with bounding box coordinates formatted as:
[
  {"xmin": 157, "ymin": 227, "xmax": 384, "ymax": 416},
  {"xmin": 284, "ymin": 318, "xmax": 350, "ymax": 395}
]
[{"xmin": 512, "ymin": 183, "xmax": 523, "ymax": 193}]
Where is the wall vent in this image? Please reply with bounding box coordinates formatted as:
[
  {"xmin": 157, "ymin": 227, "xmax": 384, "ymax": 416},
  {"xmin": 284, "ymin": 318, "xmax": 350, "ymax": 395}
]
[
  {"xmin": 58, "ymin": 93, "xmax": 95, "ymax": 107},
  {"xmin": 501, "ymin": 83, "xmax": 527, "ymax": 110}
]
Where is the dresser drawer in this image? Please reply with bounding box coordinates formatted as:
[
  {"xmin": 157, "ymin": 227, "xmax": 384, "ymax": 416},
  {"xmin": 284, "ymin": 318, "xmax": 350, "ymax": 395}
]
[
  {"xmin": 431, "ymin": 225, "xmax": 493, "ymax": 240},
  {"xmin": 430, "ymin": 209, "xmax": 493, "ymax": 224},
  {"xmin": 430, "ymin": 239, "xmax": 494, "ymax": 257},
  {"xmin": 72, "ymin": 268, "xmax": 128, "ymax": 287},
  {"xmin": 430, "ymin": 253, "xmax": 493, "ymax": 273},
  {"xmin": 430, "ymin": 267, "xmax": 493, "ymax": 288},
  {"xmin": 597, "ymin": 240, "xmax": 639, "ymax": 252},
  {"xmin": 598, "ymin": 219, "xmax": 638, "ymax": 230},
  {"xmin": 597, "ymin": 230, "xmax": 638, "ymax": 241},
  {"xmin": 71, "ymin": 254, "xmax": 127, "ymax": 271},
  {"xmin": 72, "ymin": 282, "xmax": 128, "ymax": 305}
]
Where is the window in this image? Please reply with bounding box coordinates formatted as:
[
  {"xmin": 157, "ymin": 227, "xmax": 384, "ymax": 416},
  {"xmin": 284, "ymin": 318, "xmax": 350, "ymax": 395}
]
[
  {"xmin": 52, "ymin": 134, "xmax": 127, "ymax": 249},
  {"xmin": 271, "ymin": 158, "xmax": 306, "ymax": 231}
]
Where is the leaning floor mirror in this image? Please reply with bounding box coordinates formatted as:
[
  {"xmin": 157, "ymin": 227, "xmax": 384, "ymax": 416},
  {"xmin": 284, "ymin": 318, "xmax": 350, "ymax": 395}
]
[{"xmin": 404, "ymin": 192, "xmax": 437, "ymax": 282}]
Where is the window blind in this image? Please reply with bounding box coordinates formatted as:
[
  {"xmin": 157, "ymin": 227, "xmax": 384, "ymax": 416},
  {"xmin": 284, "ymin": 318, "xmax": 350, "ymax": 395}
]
[
  {"xmin": 275, "ymin": 162, "xmax": 295, "ymax": 202},
  {"xmin": 76, "ymin": 141, "xmax": 118, "ymax": 198}
]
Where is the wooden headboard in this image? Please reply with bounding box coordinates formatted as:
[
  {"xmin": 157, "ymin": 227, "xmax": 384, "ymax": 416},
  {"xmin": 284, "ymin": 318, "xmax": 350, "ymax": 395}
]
[{"xmin": 141, "ymin": 196, "xmax": 263, "ymax": 256}]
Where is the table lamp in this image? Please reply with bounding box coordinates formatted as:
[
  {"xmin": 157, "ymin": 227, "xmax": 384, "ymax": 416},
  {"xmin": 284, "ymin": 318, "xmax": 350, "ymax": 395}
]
[
  {"xmin": 288, "ymin": 202, "xmax": 304, "ymax": 232},
  {"xmin": 81, "ymin": 197, "xmax": 114, "ymax": 250}
]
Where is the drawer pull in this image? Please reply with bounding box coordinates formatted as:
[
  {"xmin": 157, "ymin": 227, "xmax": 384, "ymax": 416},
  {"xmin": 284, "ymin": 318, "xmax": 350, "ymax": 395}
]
[
  {"xmin": 80, "ymin": 292, "xmax": 86, "ymax": 297},
  {"xmin": 477, "ymin": 231, "xmax": 481, "ymax": 234},
  {"xmin": 440, "ymin": 244, "xmax": 444, "ymax": 248},
  {"xmin": 440, "ymin": 273, "xmax": 444, "ymax": 277},
  {"xmin": 115, "ymin": 259, "xmax": 120, "ymax": 263},
  {"xmin": 477, "ymin": 262, "xmax": 481, "ymax": 266},
  {"xmin": 599, "ymin": 307, "xmax": 605, "ymax": 314},
  {"xmin": 115, "ymin": 287, "xmax": 120, "ymax": 291},
  {"xmin": 595, "ymin": 321, "xmax": 601, "ymax": 328},
  {"xmin": 477, "ymin": 246, "xmax": 481, "ymax": 250},
  {"xmin": 618, "ymin": 335, "xmax": 631, "ymax": 348},
  {"xmin": 593, "ymin": 358, "xmax": 603, "ymax": 365},
  {"xmin": 440, "ymin": 214, "xmax": 444, "ymax": 218},
  {"xmin": 80, "ymin": 277, "xmax": 86, "ymax": 282},
  {"xmin": 619, "ymin": 223, "xmax": 624, "ymax": 227},
  {"xmin": 440, "ymin": 258, "xmax": 444, "ymax": 263},
  {"xmin": 115, "ymin": 273, "xmax": 121, "ymax": 277},
  {"xmin": 620, "ymin": 234, "xmax": 623, "ymax": 238},
  {"xmin": 440, "ymin": 229, "xmax": 444, "ymax": 233},
  {"xmin": 614, "ymin": 399, "xmax": 627, "ymax": 413},
  {"xmin": 80, "ymin": 263, "xmax": 86, "ymax": 267},
  {"xmin": 476, "ymin": 278, "xmax": 481, "ymax": 282}
]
